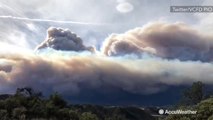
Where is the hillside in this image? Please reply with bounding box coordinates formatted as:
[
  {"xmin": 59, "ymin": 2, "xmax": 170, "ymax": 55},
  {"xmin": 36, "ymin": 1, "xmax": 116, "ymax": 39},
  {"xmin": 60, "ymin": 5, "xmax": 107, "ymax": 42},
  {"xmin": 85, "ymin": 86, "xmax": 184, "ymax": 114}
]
[{"xmin": 0, "ymin": 88, "xmax": 155, "ymax": 120}]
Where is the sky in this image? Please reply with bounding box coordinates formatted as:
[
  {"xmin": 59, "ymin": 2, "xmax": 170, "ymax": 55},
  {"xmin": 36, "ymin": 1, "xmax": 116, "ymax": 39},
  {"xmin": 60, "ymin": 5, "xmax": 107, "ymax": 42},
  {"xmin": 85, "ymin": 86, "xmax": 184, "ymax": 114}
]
[
  {"xmin": 0, "ymin": 0, "xmax": 211, "ymax": 49},
  {"xmin": 0, "ymin": 0, "xmax": 213, "ymax": 105}
]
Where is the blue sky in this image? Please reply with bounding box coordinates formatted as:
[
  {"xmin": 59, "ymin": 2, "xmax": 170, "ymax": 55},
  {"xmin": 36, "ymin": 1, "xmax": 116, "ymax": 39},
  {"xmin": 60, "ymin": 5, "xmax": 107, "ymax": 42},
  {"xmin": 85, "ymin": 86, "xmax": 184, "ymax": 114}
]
[{"xmin": 0, "ymin": 0, "xmax": 212, "ymax": 50}]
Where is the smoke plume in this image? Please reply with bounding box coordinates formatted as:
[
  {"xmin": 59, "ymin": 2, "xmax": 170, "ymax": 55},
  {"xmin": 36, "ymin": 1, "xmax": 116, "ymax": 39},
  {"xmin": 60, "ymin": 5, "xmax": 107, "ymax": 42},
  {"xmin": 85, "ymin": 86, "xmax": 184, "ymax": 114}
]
[
  {"xmin": 0, "ymin": 22, "xmax": 213, "ymax": 104},
  {"xmin": 35, "ymin": 27, "xmax": 95, "ymax": 52},
  {"xmin": 102, "ymin": 22, "xmax": 213, "ymax": 61}
]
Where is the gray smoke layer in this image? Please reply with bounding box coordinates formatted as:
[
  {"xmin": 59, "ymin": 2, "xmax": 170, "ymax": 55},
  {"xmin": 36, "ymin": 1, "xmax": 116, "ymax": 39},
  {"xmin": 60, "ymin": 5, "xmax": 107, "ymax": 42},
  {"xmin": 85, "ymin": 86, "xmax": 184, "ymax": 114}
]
[
  {"xmin": 0, "ymin": 52, "xmax": 213, "ymax": 95},
  {"xmin": 0, "ymin": 22, "xmax": 213, "ymax": 97}
]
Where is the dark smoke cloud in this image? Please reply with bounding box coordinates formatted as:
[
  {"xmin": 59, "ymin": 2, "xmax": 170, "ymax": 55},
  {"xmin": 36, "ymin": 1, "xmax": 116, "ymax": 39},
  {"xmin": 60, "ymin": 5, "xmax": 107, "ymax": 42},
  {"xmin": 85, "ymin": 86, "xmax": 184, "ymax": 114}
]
[
  {"xmin": 0, "ymin": 64, "xmax": 12, "ymax": 73},
  {"xmin": 0, "ymin": 52, "xmax": 213, "ymax": 96},
  {"xmin": 0, "ymin": 22, "xmax": 213, "ymax": 104},
  {"xmin": 35, "ymin": 27, "xmax": 95, "ymax": 52},
  {"xmin": 102, "ymin": 22, "xmax": 213, "ymax": 61}
]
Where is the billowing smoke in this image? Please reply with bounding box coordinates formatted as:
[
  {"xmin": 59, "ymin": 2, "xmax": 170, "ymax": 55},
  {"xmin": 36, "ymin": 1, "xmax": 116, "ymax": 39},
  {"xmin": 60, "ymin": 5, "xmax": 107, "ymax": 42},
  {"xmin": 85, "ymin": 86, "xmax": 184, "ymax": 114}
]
[
  {"xmin": 1, "ymin": 22, "xmax": 213, "ymax": 105},
  {"xmin": 102, "ymin": 35, "xmax": 156, "ymax": 56},
  {"xmin": 35, "ymin": 27, "xmax": 95, "ymax": 52},
  {"xmin": 0, "ymin": 52, "xmax": 213, "ymax": 96},
  {"xmin": 102, "ymin": 22, "xmax": 213, "ymax": 61}
]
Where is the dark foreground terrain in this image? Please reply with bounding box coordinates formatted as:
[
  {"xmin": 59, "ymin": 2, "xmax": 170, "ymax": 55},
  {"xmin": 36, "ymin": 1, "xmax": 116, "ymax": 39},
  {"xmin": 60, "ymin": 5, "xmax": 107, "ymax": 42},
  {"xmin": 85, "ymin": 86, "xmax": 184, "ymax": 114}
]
[
  {"xmin": 0, "ymin": 82, "xmax": 212, "ymax": 120},
  {"xmin": 0, "ymin": 88, "xmax": 154, "ymax": 120}
]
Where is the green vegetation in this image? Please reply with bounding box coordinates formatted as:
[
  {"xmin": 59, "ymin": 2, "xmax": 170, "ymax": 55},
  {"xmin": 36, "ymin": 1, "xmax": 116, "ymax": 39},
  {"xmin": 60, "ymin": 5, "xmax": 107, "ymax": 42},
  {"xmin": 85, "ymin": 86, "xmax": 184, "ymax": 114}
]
[
  {"xmin": 0, "ymin": 82, "xmax": 212, "ymax": 120},
  {"xmin": 165, "ymin": 97, "xmax": 213, "ymax": 120},
  {"xmin": 180, "ymin": 81, "xmax": 204, "ymax": 105},
  {"xmin": 0, "ymin": 87, "xmax": 154, "ymax": 120},
  {"xmin": 165, "ymin": 82, "xmax": 213, "ymax": 120}
]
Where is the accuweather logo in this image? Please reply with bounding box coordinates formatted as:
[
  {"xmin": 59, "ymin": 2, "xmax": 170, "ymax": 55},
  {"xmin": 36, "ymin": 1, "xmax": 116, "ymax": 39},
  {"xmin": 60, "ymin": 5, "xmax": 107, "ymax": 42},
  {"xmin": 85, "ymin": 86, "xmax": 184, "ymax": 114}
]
[
  {"xmin": 158, "ymin": 109, "xmax": 197, "ymax": 115},
  {"xmin": 158, "ymin": 109, "xmax": 165, "ymax": 115}
]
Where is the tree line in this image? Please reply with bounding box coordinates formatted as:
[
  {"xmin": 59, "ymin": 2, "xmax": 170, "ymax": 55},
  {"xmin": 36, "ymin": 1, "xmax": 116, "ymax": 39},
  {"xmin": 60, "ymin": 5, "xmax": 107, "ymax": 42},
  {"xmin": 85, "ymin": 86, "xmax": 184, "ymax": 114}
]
[
  {"xmin": 0, "ymin": 81, "xmax": 212, "ymax": 120},
  {"xmin": 0, "ymin": 87, "xmax": 154, "ymax": 120}
]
